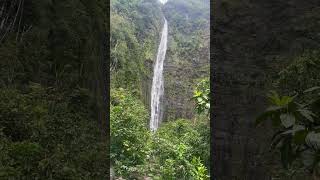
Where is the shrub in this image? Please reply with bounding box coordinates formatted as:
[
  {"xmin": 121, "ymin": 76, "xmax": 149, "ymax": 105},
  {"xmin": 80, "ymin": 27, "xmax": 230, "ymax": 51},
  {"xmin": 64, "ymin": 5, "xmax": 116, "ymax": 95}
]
[
  {"xmin": 148, "ymin": 119, "xmax": 209, "ymax": 179},
  {"xmin": 110, "ymin": 88, "xmax": 151, "ymax": 177}
]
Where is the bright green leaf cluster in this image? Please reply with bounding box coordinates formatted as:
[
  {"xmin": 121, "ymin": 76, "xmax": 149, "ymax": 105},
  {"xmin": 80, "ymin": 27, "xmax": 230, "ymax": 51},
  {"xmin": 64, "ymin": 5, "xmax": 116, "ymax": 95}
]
[
  {"xmin": 256, "ymin": 87, "xmax": 320, "ymax": 172},
  {"xmin": 192, "ymin": 78, "xmax": 210, "ymax": 115}
]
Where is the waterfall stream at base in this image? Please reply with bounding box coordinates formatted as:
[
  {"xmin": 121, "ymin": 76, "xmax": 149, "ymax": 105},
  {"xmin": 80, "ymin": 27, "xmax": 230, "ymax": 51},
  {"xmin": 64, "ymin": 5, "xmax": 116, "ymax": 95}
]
[{"xmin": 150, "ymin": 18, "xmax": 168, "ymax": 131}]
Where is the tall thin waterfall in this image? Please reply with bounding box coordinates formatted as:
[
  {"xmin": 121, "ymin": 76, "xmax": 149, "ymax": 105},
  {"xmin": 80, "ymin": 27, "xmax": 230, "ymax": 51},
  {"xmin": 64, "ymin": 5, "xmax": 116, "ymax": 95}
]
[{"xmin": 150, "ymin": 18, "xmax": 168, "ymax": 131}]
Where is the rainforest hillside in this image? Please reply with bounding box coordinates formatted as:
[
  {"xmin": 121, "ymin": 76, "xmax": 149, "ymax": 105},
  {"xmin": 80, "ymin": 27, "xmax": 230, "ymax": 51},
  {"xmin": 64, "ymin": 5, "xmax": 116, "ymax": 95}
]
[
  {"xmin": 0, "ymin": 0, "xmax": 108, "ymax": 179},
  {"xmin": 110, "ymin": 0, "xmax": 163, "ymax": 96},
  {"xmin": 110, "ymin": 0, "xmax": 210, "ymax": 179}
]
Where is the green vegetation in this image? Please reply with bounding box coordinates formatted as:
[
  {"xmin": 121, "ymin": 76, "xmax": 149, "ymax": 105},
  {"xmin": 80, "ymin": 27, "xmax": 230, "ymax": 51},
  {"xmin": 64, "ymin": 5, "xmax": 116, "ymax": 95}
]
[
  {"xmin": 110, "ymin": 0, "xmax": 163, "ymax": 93},
  {"xmin": 109, "ymin": 86, "xmax": 210, "ymax": 179},
  {"xmin": 0, "ymin": 0, "xmax": 210, "ymax": 178},
  {"xmin": 148, "ymin": 119, "xmax": 209, "ymax": 179},
  {"xmin": 110, "ymin": 88, "xmax": 150, "ymax": 177},
  {"xmin": 192, "ymin": 78, "xmax": 210, "ymax": 115},
  {"xmin": 110, "ymin": 0, "xmax": 210, "ymax": 179},
  {"xmin": 0, "ymin": 85, "xmax": 108, "ymax": 179},
  {"xmin": 0, "ymin": 0, "xmax": 108, "ymax": 179},
  {"xmin": 110, "ymin": 98, "xmax": 210, "ymax": 179},
  {"xmin": 257, "ymin": 51, "xmax": 320, "ymax": 179},
  {"xmin": 276, "ymin": 51, "xmax": 320, "ymax": 95}
]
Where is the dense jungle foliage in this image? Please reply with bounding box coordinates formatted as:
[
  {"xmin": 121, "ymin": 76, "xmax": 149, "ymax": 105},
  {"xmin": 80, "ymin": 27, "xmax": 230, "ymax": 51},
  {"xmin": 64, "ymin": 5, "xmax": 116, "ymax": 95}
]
[
  {"xmin": 110, "ymin": 0, "xmax": 210, "ymax": 179},
  {"xmin": 0, "ymin": 0, "xmax": 109, "ymax": 179}
]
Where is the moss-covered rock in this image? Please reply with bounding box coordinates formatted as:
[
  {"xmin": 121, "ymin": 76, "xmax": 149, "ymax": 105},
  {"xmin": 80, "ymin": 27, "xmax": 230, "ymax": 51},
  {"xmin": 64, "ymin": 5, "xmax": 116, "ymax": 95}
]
[{"xmin": 162, "ymin": 0, "xmax": 210, "ymax": 121}]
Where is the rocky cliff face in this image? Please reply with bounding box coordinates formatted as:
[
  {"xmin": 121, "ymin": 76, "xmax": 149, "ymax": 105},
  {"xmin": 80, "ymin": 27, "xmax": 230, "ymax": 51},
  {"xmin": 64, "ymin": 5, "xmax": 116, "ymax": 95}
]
[
  {"xmin": 140, "ymin": 10, "xmax": 164, "ymax": 114},
  {"xmin": 110, "ymin": 0, "xmax": 164, "ymax": 110},
  {"xmin": 162, "ymin": 0, "xmax": 210, "ymax": 121}
]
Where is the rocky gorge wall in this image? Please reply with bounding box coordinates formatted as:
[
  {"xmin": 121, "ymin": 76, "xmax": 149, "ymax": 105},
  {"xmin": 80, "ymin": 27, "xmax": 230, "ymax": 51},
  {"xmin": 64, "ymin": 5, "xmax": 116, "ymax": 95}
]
[
  {"xmin": 161, "ymin": 0, "xmax": 210, "ymax": 122},
  {"xmin": 110, "ymin": 0, "xmax": 165, "ymax": 113},
  {"xmin": 140, "ymin": 16, "xmax": 165, "ymax": 116}
]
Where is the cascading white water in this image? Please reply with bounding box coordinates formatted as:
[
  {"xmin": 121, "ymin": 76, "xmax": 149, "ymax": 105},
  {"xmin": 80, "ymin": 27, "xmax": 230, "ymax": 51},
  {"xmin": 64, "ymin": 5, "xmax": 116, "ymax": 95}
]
[
  {"xmin": 159, "ymin": 0, "xmax": 168, "ymax": 3},
  {"xmin": 150, "ymin": 18, "xmax": 168, "ymax": 131}
]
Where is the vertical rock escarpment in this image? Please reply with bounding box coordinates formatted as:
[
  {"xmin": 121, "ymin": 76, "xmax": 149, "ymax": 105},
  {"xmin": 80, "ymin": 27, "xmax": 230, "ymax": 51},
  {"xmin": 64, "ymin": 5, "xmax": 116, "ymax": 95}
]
[
  {"xmin": 162, "ymin": 0, "xmax": 210, "ymax": 121},
  {"xmin": 150, "ymin": 18, "xmax": 168, "ymax": 131}
]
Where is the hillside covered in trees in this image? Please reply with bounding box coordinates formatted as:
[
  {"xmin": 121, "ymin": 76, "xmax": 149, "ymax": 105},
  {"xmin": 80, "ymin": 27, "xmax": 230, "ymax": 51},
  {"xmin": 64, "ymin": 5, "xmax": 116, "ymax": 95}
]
[
  {"xmin": 0, "ymin": 0, "xmax": 109, "ymax": 179},
  {"xmin": 110, "ymin": 0, "xmax": 210, "ymax": 179}
]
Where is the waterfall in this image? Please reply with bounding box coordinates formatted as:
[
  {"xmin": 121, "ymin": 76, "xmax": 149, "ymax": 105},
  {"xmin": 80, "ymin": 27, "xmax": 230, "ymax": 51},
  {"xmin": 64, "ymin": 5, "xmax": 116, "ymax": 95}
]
[
  {"xmin": 150, "ymin": 18, "xmax": 168, "ymax": 131},
  {"xmin": 159, "ymin": 0, "xmax": 168, "ymax": 4}
]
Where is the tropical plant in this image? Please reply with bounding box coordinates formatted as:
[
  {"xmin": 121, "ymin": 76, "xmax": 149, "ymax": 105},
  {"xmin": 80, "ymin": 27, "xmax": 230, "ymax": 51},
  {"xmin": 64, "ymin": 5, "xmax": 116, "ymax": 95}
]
[
  {"xmin": 256, "ymin": 87, "xmax": 320, "ymax": 178},
  {"xmin": 147, "ymin": 119, "xmax": 210, "ymax": 180},
  {"xmin": 110, "ymin": 88, "xmax": 151, "ymax": 177},
  {"xmin": 192, "ymin": 78, "xmax": 210, "ymax": 115}
]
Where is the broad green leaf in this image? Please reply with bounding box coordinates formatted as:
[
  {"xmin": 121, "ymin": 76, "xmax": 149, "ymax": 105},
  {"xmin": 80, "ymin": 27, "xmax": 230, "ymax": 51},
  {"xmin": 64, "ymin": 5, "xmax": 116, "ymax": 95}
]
[
  {"xmin": 280, "ymin": 113, "xmax": 295, "ymax": 128},
  {"xmin": 267, "ymin": 91, "xmax": 281, "ymax": 105},
  {"xmin": 205, "ymin": 103, "xmax": 210, "ymax": 109},
  {"xmin": 279, "ymin": 96, "xmax": 294, "ymax": 106},
  {"xmin": 306, "ymin": 132, "xmax": 320, "ymax": 150},
  {"xmin": 194, "ymin": 90, "xmax": 202, "ymax": 97}
]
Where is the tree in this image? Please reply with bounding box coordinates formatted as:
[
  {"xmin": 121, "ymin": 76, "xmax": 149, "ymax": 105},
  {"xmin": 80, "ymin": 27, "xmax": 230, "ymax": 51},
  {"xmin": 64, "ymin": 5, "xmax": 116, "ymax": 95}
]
[{"xmin": 110, "ymin": 88, "xmax": 151, "ymax": 178}]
